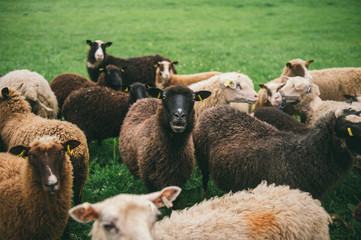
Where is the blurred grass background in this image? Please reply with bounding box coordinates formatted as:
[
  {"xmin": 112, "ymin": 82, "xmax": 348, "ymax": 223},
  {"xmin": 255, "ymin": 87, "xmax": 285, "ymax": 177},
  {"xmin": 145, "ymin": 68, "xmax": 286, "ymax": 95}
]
[{"xmin": 1, "ymin": 0, "xmax": 361, "ymax": 239}]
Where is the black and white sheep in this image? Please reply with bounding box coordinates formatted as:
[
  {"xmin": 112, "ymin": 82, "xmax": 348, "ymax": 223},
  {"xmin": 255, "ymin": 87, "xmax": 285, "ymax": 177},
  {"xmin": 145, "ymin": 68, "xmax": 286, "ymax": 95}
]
[
  {"xmin": 62, "ymin": 82, "xmax": 151, "ymax": 143},
  {"xmin": 50, "ymin": 64, "xmax": 122, "ymax": 117},
  {"xmin": 119, "ymin": 85, "xmax": 211, "ymax": 192},
  {"xmin": 69, "ymin": 183, "xmax": 331, "ymax": 240},
  {"xmin": 194, "ymin": 104, "xmax": 361, "ymax": 199},
  {"xmin": 0, "ymin": 87, "xmax": 89, "ymax": 206},
  {"xmin": 0, "ymin": 136, "xmax": 79, "ymax": 240},
  {"xmin": 0, "ymin": 69, "xmax": 58, "ymax": 118},
  {"xmin": 86, "ymin": 40, "xmax": 176, "ymax": 85}
]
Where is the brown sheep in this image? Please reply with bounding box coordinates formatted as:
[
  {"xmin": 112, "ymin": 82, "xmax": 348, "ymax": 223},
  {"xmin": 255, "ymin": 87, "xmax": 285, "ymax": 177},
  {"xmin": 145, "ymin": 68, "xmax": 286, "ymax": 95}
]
[
  {"xmin": 0, "ymin": 136, "xmax": 79, "ymax": 240},
  {"xmin": 0, "ymin": 87, "xmax": 89, "ymax": 206},
  {"xmin": 119, "ymin": 85, "xmax": 211, "ymax": 192}
]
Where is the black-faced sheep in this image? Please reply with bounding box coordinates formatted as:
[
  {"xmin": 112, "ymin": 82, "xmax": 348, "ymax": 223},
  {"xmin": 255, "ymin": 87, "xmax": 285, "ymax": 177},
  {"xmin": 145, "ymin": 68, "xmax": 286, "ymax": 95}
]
[
  {"xmin": 188, "ymin": 72, "xmax": 258, "ymax": 118},
  {"xmin": 0, "ymin": 136, "xmax": 79, "ymax": 240},
  {"xmin": 0, "ymin": 69, "xmax": 58, "ymax": 118},
  {"xmin": 0, "ymin": 87, "xmax": 89, "ymax": 206},
  {"xmin": 69, "ymin": 183, "xmax": 331, "ymax": 240},
  {"xmin": 86, "ymin": 40, "xmax": 176, "ymax": 85},
  {"xmin": 119, "ymin": 85, "xmax": 211, "ymax": 192},
  {"xmin": 62, "ymin": 82, "xmax": 151, "ymax": 143},
  {"xmin": 194, "ymin": 104, "xmax": 361, "ymax": 199},
  {"xmin": 50, "ymin": 64, "xmax": 122, "ymax": 117},
  {"xmin": 155, "ymin": 60, "xmax": 222, "ymax": 89}
]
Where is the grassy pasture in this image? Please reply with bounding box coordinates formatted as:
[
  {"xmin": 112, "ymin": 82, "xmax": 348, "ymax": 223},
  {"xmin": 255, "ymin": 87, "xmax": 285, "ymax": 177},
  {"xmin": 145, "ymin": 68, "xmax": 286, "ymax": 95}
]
[{"xmin": 1, "ymin": 0, "xmax": 361, "ymax": 239}]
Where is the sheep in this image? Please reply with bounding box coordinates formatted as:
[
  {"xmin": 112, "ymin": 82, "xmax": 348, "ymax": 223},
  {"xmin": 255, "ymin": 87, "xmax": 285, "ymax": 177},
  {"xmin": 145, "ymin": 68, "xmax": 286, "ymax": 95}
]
[
  {"xmin": 0, "ymin": 136, "xmax": 80, "ymax": 240},
  {"xmin": 69, "ymin": 182, "xmax": 331, "ymax": 240},
  {"xmin": 0, "ymin": 87, "xmax": 89, "ymax": 206},
  {"xmin": 187, "ymin": 72, "xmax": 258, "ymax": 119},
  {"xmin": 155, "ymin": 60, "xmax": 222, "ymax": 89},
  {"xmin": 194, "ymin": 104, "xmax": 361, "ymax": 200},
  {"xmin": 86, "ymin": 40, "xmax": 176, "ymax": 85},
  {"xmin": 62, "ymin": 82, "xmax": 151, "ymax": 143},
  {"xmin": 50, "ymin": 64, "xmax": 122, "ymax": 117},
  {"xmin": 0, "ymin": 69, "xmax": 58, "ymax": 119},
  {"xmin": 119, "ymin": 85, "xmax": 211, "ymax": 192},
  {"xmin": 255, "ymin": 59, "xmax": 361, "ymax": 110},
  {"xmin": 273, "ymin": 76, "xmax": 361, "ymax": 126}
]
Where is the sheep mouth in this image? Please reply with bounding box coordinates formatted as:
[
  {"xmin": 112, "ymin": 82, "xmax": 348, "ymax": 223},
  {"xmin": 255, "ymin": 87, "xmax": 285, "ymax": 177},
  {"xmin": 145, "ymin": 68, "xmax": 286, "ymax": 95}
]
[
  {"xmin": 170, "ymin": 122, "xmax": 187, "ymax": 133},
  {"xmin": 232, "ymin": 99, "xmax": 257, "ymax": 104}
]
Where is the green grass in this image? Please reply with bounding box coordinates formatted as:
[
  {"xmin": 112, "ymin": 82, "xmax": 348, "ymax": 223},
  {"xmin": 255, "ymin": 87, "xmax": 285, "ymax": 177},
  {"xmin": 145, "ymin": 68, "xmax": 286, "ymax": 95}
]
[{"xmin": 1, "ymin": 0, "xmax": 361, "ymax": 239}]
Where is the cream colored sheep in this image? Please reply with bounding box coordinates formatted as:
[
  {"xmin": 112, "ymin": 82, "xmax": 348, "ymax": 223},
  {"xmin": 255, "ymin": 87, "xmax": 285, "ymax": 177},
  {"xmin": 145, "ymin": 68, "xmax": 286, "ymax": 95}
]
[
  {"xmin": 155, "ymin": 61, "xmax": 222, "ymax": 89},
  {"xmin": 0, "ymin": 136, "xmax": 79, "ymax": 240},
  {"xmin": 0, "ymin": 69, "xmax": 58, "ymax": 118},
  {"xmin": 0, "ymin": 87, "xmax": 89, "ymax": 206},
  {"xmin": 69, "ymin": 182, "xmax": 331, "ymax": 240},
  {"xmin": 273, "ymin": 76, "xmax": 361, "ymax": 126},
  {"xmin": 188, "ymin": 72, "xmax": 258, "ymax": 119}
]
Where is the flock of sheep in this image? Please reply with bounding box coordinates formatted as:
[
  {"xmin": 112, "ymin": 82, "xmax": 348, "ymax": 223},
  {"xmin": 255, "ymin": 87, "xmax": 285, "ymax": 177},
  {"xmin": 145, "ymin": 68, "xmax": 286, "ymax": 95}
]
[{"xmin": 0, "ymin": 39, "xmax": 360, "ymax": 240}]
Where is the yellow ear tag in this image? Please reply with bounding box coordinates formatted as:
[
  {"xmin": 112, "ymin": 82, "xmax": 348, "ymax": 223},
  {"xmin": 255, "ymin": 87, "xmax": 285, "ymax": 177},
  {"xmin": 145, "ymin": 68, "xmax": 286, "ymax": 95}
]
[
  {"xmin": 198, "ymin": 95, "xmax": 203, "ymax": 101},
  {"xmin": 121, "ymin": 68, "xmax": 125, "ymax": 72},
  {"xmin": 67, "ymin": 145, "xmax": 74, "ymax": 154},
  {"xmin": 157, "ymin": 92, "xmax": 161, "ymax": 99},
  {"xmin": 18, "ymin": 149, "xmax": 26, "ymax": 158},
  {"xmin": 99, "ymin": 68, "xmax": 104, "ymax": 71},
  {"xmin": 347, "ymin": 127, "xmax": 353, "ymax": 137},
  {"xmin": 224, "ymin": 80, "xmax": 232, "ymax": 87},
  {"xmin": 125, "ymin": 87, "xmax": 129, "ymax": 92}
]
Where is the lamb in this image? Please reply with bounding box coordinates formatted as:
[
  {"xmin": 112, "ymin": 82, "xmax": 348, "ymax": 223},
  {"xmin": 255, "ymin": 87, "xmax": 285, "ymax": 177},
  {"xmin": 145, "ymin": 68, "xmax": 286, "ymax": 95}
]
[
  {"xmin": 255, "ymin": 59, "xmax": 361, "ymax": 110},
  {"xmin": 119, "ymin": 85, "xmax": 211, "ymax": 192},
  {"xmin": 273, "ymin": 76, "xmax": 361, "ymax": 126},
  {"xmin": 62, "ymin": 82, "xmax": 151, "ymax": 143},
  {"xmin": 194, "ymin": 104, "xmax": 361, "ymax": 199},
  {"xmin": 0, "ymin": 69, "xmax": 58, "ymax": 118},
  {"xmin": 86, "ymin": 40, "xmax": 176, "ymax": 85},
  {"xmin": 0, "ymin": 136, "xmax": 80, "ymax": 240},
  {"xmin": 188, "ymin": 72, "xmax": 258, "ymax": 119},
  {"xmin": 69, "ymin": 182, "xmax": 331, "ymax": 240},
  {"xmin": 0, "ymin": 87, "xmax": 89, "ymax": 206},
  {"xmin": 155, "ymin": 60, "xmax": 222, "ymax": 89},
  {"xmin": 50, "ymin": 64, "xmax": 122, "ymax": 116}
]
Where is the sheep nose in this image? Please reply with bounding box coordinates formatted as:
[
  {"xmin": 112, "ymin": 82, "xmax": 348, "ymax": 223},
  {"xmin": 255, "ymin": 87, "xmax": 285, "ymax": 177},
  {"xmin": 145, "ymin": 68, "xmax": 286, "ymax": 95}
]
[
  {"xmin": 45, "ymin": 181, "xmax": 58, "ymax": 191},
  {"xmin": 174, "ymin": 109, "xmax": 185, "ymax": 119}
]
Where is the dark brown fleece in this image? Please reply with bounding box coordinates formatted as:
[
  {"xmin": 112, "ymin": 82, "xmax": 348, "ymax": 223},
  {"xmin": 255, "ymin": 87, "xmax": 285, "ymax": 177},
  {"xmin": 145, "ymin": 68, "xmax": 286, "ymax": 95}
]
[{"xmin": 194, "ymin": 104, "xmax": 355, "ymax": 199}]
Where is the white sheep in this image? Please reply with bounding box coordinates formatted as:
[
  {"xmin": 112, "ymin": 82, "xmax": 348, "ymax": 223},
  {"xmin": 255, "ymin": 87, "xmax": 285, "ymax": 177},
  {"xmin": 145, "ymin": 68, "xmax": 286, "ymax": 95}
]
[
  {"xmin": 0, "ymin": 136, "xmax": 80, "ymax": 240},
  {"xmin": 69, "ymin": 182, "xmax": 331, "ymax": 240},
  {"xmin": 0, "ymin": 69, "xmax": 58, "ymax": 118},
  {"xmin": 188, "ymin": 72, "xmax": 258, "ymax": 119},
  {"xmin": 155, "ymin": 60, "xmax": 222, "ymax": 89}
]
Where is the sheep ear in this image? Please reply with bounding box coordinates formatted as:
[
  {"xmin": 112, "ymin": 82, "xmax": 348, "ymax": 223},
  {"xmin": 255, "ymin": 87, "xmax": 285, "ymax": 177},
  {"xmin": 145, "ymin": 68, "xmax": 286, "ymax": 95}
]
[
  {"xmin": 147, "ymin": 88, "xmax": 163, "ymax": 99},
  {"xmin": 86, "ymin": 40, "xmax": 92, "ymax": 46},
  {"xmin": 9, "ymin": 145, "xmax": 30, "ymax": 158},
  {"xmin": 145, "ymin": 186, "xmax": 182, "ymax": 208},
  {"xmin": 105, "ymin": 42, "xmax": 112, "ymax": 48},
  {"xmin": 99, "ymin": 67, "xmax": 105, "ymax": 72},
  {"xmin": 259, "ymin": 84, "xmax": 265, "ymax": 89},
  {"xmin": 354, "ymin": 165, "xmax": 361, "ymax": 177},
  {"xmin": 122, "ymin": 85, "xmax": 130, "ymax": 92},
  {"xmin": 154, "ymin": 62, "xmax": 160, "ymax": 68},
  {"xmin": 146, "ymin": 83, "xmax": 155, "ymax": 89},
  {"xmin": 194, "ymin": 91, "xmax": 211, "ymax": 102},
  {"xmin": 69, "ymin": 202, "xmax": 100, "ymax": 223},
  {"xmin": 307, "ymin": 60, "xmax": 314, "ymax": 64},
  {"xmin": 286, "ymin": 62, "xmax": 292, "ymax": 68},
  {"xmin": 1, "ymin": 87, "xmax": 10, "ymax": 99},
  {"xmin": 172, "ymin": 61, "xmax": 179, "ymax": 65},
  {"xmin": 62, "ymin": 140, "xmax": 80, "ymax": 155}
]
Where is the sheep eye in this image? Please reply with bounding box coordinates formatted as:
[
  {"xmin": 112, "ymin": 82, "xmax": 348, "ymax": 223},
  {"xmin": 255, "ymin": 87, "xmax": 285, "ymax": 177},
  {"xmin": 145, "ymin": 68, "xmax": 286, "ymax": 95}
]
[{"xmin": 103, "ymin": 222, "xmax": 118, "ymax": 232}]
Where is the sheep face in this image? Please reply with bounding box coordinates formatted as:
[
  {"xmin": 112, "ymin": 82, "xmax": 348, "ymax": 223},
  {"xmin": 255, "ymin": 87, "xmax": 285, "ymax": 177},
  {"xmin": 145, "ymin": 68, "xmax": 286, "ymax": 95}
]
[
  {"xmin": 221, "ymin": 74, "xmax": 258, "ymax": 104},
  {"xmin": 9, "ymin": 137, "xmax": 80, "ymax": 193},
  {"xmin": 148, "ymin": 85, "xmax": 211, "ymax": 133},
  {"xmin": 87, "ymin": 40, "xmax": 112, "ymax": 62},
  {"xmin": 273, "ymin": 76, "xmax": 315, "ymax": 106},
  {"xmin": 102, "ymin": 65, "xmax": 122, "ymax": 90},
  {"xmin": 283, "ymin": 59, "xmax": 314, "ymax": 81},
  {"xmin": 335, "ymin": 108, "xmax": 361, "ymax": 155},
  {"xmin": 123, "ymin": 82, "xmax": 153, "ymax": 105},
  {"xmin": 155, "ymin": 61, "xmax": 178, "ymax": 83},
  {"xmin": 69, "ymin": 186, "xmax": 181, "ymax": 240},
  {"xmin": 259, "ymin": 82, "xmax": 285, "ymax": 106}
]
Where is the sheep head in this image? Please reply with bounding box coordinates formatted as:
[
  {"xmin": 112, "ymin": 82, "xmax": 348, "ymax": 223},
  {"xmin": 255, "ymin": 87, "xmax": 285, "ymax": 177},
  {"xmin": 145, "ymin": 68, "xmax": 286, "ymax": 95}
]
[
  {"xmin": 122, "ymin": 82, "xmax": 154, "ymax": 105},
  {"xmin": 9, "ymin": 136, "xmax": 79, "ymax": 193},
  {"xmin": 98, "ymin": 64, "xmax": 123, "ymax": 90},
  {"xmin": 220, "ymin": 73, "xmax": 258, "ymax": 104},
  {"xmin": 69, "ymin": 186, "xmax": 181, "ymax": 240},
  {"xmin": 86, "ymin": 40, "xmax": 112, "ymax": 63},
  {"xmin": 155, "ymin": 61, "xmax": 178, "ymax": 88},
  {"xmin": 148, "ymin": 85, "xmax": 211, "ymax": 133},
  {"xmin": 259, "ymin": 81, "xmax": 285, "ymax": 106},
  {"xmin": 282, "ymin": 58, "xmax": 314, "ymax": 81}
]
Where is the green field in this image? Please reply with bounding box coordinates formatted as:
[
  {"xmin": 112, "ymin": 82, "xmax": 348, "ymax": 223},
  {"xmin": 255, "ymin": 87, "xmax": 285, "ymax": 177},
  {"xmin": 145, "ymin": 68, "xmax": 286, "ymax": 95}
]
[{"xmin": 1, "ymin": 0, "xmax": 361, "ymax": 239}]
